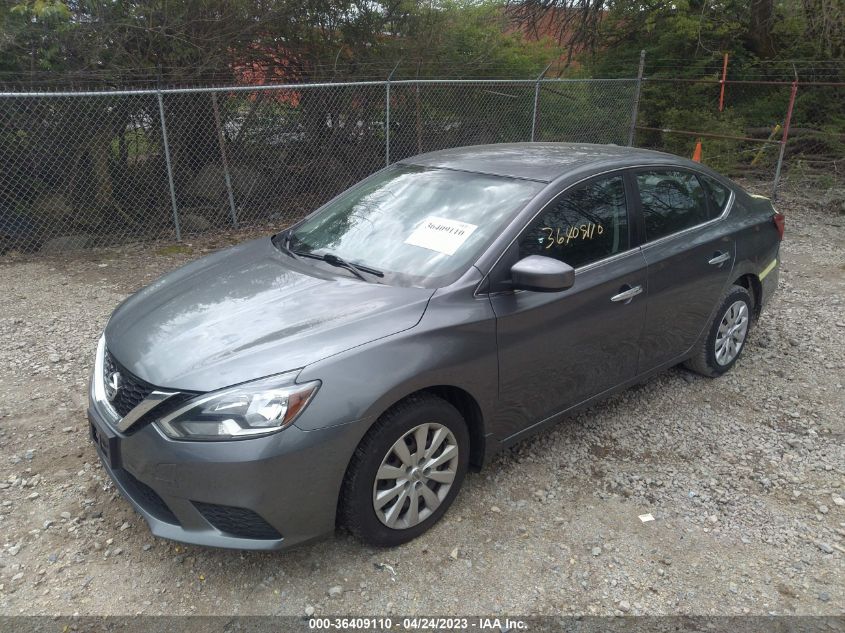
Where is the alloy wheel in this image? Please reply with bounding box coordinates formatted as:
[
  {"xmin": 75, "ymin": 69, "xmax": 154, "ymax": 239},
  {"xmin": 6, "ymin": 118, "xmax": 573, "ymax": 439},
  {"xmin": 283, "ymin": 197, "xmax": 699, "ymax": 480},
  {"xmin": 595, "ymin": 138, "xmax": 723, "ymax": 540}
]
[
  {"xmin": 372, "ymin": 423, "xmax": 459, "ymax": 529},
  {"xmin": 715, "ymin": 300, "xmax": 749, "ymax": 366}
]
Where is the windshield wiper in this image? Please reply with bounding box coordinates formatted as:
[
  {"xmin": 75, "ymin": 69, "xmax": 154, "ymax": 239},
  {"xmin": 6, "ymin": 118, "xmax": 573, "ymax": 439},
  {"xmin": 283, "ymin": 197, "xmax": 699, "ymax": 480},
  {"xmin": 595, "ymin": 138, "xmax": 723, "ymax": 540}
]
[
  {"xmin": 275, "ymin": 231, "xmax": 384, "ymax": 282},
  {"xmin": 291, "ymin": 249, "xmax": 384, "ymax": 282},
  {"xmin": 323, "ymin": 253, "xmax": 378, "ymax": 282},
  {"xmin": 271, "ymin": 230, "xmax": 299, "ymax": 259}
]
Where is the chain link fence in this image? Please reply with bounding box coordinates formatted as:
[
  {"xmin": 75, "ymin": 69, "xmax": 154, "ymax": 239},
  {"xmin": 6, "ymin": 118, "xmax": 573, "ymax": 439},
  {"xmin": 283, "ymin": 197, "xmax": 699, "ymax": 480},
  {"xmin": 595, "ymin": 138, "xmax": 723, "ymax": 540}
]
[
  {"xmin": 0, "ymin": 73, "xmax": 840, "ymax": 255},
  {"xmin": 633, "ymin": 78, "xmax": 844, "ymax": 198},
  {"xmin": 776, "ymin": 83, "xmax": 844, "ymax": 193},
  {"xmin": 634, "ymin": 79, "xmax": 791, "ymax": 185},
  {"xmin": 0, "ymin": 90, "xmax": 173, "ymax": 253},
  {"xmin": 0, "ymin": 78, "xmax": 636, "ymax": 254}
]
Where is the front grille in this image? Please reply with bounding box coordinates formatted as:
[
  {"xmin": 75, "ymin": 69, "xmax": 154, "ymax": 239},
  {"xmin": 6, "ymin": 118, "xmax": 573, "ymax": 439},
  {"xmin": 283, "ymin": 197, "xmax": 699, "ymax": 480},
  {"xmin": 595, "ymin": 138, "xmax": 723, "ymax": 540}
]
[
  {"xmin": 103, "ymin": 349, "xmax": 154, "ymax": 417},
  {"xmin": 120, "ymin": 470, "xmax": 179, "ymax": 524},
  {"xmin": 193, "ymin": 501, "xmax": 281, "ymax": 540}
]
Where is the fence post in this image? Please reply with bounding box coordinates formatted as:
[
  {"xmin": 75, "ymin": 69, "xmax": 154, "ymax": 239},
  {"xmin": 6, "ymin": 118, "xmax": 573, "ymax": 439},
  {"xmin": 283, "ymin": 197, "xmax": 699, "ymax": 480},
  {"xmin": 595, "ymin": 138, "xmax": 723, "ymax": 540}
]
[
  {"xmin": 210, "ymin": 92, "xmax": 238, "ymax": 228},
  {"xmin": 415, "ymin": 62, "xmax": 423, "ymax": 154},
  {"xmin": 385, "ymin": 61, "xmax": 400, "ymax": 167},
  {"xmin": 772, "ymin": 80, "xmax": 798, "ymax": 201},
  {"xmin": 157, "ymin": 90, "xmax": 181, "ymax": 241},
  {"xmin": 531, "ymin": 63, "xmax": 553, "ymax": 142},
  {"xmin": 718, "ymin": 52, "xmax": 729, "ymax": 112},
  {"xmin": 627, "ymin": 50, "xmax": 646, "ymax": 147}
]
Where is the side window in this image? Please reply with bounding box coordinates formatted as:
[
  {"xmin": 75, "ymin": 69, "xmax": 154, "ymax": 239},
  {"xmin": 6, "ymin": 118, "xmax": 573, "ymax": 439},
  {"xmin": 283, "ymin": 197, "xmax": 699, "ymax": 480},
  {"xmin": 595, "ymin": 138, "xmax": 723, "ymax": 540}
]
[
  {"xmin": 700, "ymin": 174, "xmax": 731, "ymax": 218},
  {"xmin": 519, "ymin": 175, "xmax": 628, "ymax": 269},
  {"xmin": 636, "ymin": 170, "xmax": 709, "ymax": 241}
]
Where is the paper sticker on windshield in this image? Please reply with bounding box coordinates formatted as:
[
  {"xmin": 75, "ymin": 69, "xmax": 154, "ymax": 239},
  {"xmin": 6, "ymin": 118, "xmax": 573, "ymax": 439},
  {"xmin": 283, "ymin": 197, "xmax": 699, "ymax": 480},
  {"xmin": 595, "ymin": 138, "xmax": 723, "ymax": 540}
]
[{"xmin": 404, "ymin": 216, "xmax": 478, "ymax": 256}]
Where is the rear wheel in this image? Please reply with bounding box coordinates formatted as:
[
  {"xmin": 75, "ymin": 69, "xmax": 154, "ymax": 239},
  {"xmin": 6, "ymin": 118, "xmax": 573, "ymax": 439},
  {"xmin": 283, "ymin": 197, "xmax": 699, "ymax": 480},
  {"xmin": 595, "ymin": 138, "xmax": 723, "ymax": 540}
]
[
  {"xmin": 685, "ymin": 285, "xmax": 753, "ymax": 377},
  {"xmin": 339, "ymin": 394, "xmax": 469, "ymax": 547}
]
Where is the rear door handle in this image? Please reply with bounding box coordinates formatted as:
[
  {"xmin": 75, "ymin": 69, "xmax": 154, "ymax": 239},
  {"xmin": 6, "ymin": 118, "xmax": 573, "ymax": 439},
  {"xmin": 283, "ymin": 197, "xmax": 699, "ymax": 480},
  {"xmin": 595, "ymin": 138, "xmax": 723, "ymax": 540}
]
[
  {"xmin": 611, "ymin": 285, "xmax": 643, "ymax": 303},
  {"xmin": 708, "ymin": 252, "xmax": 731, "ymax": 266}
]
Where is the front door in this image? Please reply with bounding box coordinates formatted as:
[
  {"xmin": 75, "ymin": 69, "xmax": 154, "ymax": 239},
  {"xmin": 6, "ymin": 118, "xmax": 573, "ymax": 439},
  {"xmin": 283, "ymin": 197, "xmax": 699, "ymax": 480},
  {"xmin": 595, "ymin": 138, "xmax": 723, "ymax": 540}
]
[
  {"xmin": 489, "ymin": 173, "xmax": 648, "ymax": 440},
  {"xmin": 632, "ymin": 169, "xmax": 735, "ymax": 371}
]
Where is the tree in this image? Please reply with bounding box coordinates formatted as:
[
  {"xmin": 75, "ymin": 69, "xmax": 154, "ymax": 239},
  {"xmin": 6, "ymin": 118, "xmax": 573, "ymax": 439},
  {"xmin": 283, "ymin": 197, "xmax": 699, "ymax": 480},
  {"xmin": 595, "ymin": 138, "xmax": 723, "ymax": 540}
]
[
  {"xmin": 505, "ymin": 0, "xmax": 606, "ymax": 69},
  {"xmin": 748, "ymin": 0, "xmax": 775, "ymax": 57},
  {"xmin": 506, "ymin": 0, "xmax": 842, "ymax": 70},
  {"xmin": 801, "ymin": 0, "xmax": 845, "ymax": 58}
]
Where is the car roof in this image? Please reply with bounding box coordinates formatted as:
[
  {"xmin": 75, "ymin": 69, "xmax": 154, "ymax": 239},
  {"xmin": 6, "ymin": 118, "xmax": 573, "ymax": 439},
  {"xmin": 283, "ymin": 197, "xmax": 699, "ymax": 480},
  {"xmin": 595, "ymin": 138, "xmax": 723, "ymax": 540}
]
[{"xmin": 400, "ymin": 142, "xmax": 697, "ymax": 183}]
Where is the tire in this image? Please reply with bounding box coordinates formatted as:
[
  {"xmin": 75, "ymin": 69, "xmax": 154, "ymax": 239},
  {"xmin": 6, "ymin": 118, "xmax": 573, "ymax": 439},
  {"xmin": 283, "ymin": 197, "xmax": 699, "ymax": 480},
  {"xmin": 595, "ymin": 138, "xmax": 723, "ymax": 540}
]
[
  {"xmin": 685, "ymin": 284, "xmax": 754, "ymax": 377},
  {"xmin": 339, "ymin": 394, "xmax": 470, "ymax": 547}
]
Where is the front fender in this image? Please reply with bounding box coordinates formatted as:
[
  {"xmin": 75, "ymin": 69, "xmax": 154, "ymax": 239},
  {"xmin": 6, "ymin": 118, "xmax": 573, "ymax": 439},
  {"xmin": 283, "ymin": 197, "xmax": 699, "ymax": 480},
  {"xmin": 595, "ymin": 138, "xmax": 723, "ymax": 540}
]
[{"xmin": 294, "ymin": 283, "xmax": 498, "ymax": 435}]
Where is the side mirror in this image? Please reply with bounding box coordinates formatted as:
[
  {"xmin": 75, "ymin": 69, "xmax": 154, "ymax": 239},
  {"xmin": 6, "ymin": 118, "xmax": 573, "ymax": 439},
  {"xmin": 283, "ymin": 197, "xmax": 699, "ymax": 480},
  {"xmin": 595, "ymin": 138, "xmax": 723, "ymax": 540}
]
[{"xmin": 510, "ymin": 255, "xmax": 575, "ymax": 293}]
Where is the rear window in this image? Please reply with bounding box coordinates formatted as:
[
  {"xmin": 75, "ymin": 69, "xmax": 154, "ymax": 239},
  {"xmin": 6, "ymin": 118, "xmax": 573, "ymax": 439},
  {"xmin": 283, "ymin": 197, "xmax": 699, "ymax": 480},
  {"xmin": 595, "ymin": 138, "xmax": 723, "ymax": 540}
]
[
  {"xmin": 635, "ymin": 170, "xmax": 710, "ymax": 241},
  {"xmin": 700, "ymin": 175, "xmax": 731, "ymax": 218}
]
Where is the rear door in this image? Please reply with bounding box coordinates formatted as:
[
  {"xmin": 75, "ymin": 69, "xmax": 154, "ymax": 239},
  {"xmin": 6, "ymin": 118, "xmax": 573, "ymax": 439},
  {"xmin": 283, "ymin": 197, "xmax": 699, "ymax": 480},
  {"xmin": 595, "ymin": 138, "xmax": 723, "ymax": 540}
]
[
  {"xmin": 489, "ymin": 173, "xmax": 648, "ymax": 438},
  {"xmin": 633, "ymin": 168, "xmax": 735, "ymax": 372}
]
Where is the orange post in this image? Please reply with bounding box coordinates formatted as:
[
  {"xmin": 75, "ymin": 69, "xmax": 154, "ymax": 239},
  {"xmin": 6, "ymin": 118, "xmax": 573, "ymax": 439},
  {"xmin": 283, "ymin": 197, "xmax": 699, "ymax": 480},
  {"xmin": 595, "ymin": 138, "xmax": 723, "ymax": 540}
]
[
  {"xmin": 692, "ymin": 140, "xmax": 702, "ymax": 162},
  {"xmin": 772, "ymin": 80, "xmax": 799, "ymax": 200},
  {"xmin": 719, "ymin": 52, "xmax": 729, "ymax": 112}
]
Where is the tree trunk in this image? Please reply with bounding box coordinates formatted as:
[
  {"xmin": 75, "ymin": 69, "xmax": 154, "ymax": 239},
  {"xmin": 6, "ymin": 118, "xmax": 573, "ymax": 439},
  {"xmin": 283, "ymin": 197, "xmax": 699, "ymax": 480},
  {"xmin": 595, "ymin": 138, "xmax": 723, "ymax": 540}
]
[{"xmin": 748, "ymin": 0, "xmax": 775, "ymax": 57}]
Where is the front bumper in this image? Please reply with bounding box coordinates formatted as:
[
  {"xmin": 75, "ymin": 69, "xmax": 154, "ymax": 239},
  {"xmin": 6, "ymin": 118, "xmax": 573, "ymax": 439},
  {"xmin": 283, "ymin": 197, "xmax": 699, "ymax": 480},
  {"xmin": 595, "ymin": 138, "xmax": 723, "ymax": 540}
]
[{"xmin": 88, "ymin": 396, "xmax": 370, "ymax": 550}]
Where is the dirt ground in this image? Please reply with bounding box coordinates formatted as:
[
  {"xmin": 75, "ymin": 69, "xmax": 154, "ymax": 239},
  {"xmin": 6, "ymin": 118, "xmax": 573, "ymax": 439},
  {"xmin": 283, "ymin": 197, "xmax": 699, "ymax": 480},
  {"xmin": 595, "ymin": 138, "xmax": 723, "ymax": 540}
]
[{"xmin": 0, "ymin": 182, "xmax": 843, "ymax": 617}]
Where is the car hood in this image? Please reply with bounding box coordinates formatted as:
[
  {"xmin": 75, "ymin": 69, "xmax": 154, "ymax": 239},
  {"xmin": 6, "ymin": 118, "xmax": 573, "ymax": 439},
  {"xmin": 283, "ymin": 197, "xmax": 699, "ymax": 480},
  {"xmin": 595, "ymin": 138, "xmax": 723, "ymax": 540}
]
[{"xmin": 104, "ymin": 238, "xmax": 435, "ymax": 392}]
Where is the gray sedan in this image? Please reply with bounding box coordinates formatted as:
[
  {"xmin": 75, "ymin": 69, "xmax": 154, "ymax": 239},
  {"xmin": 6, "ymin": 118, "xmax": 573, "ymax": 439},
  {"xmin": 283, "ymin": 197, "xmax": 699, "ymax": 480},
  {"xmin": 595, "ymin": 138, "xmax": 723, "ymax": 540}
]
[{"xmin": 88, "ymin": 143, "xmax": 783, "ymax": 550}]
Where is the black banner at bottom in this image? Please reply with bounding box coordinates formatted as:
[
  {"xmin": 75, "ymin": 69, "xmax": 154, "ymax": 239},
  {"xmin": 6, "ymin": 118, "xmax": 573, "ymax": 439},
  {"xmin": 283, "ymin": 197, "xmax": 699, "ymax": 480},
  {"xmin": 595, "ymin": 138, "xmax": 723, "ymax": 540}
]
[{"xmin": 0, "ymin": 616, "xmax": 842, "ymax": 633}]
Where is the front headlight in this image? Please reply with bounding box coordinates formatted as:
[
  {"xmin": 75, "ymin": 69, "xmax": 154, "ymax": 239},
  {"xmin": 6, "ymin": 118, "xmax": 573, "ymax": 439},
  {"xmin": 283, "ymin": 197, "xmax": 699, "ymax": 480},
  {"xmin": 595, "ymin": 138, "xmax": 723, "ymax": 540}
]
[{"xmin": 155, "ymin": 372, "xmax": 320, "ymax": 441}]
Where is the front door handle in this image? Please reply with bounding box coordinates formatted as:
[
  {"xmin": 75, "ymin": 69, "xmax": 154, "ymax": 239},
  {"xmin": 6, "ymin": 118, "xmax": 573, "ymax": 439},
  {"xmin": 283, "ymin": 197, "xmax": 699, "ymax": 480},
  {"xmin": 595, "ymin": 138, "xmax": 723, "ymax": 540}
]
[
  {"xmin": 708, "ymin": 252, "xmax": 731, "ymax": 266},
  {"xmin": 611, "ymin": 285, "xmax": 643, "ymax": 303}
]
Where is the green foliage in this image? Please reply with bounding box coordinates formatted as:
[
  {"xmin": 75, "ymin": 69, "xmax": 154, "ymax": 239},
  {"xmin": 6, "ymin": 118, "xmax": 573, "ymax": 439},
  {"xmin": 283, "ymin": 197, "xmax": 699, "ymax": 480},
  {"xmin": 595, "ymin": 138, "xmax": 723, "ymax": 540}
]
[
  {"xmin": 535, "ymin": 82, "xmax": 635, "ymax": 145},
  {"xmin": 662, "ymin": 108, "xmax": 749, "ymax": 171},
  {"xmin": 10, "ymin": 0, "xmax": 70, "ymax": 19},
  {"xmin": 0, "ymin": 0, "xmax": 560, "ymax": 85},
  {"xmin": 2, "ymin": 1, "xmax": 73, "ymax": 75},
  {"xmin": 583, "ymin": 0, "xmax": 842, "ymax": 176},
  {"xmin": 385, "ymin": 1, "xmax": 560, "ymax": 78},
  {"xmin": 592, "ymin": 0, "xmax": 836, "ymax": 75},
  {"xmin": 792, "ymin": 87, "xmax": 845, "ymax": 130}
]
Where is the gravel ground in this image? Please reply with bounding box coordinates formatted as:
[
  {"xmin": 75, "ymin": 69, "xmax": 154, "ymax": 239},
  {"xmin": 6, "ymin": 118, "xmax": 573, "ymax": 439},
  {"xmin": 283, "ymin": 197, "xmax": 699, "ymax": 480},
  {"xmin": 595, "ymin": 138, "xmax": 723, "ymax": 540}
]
[{"xmin": 0, "ymin": 183, "xmax": 843, "ymax": 617}]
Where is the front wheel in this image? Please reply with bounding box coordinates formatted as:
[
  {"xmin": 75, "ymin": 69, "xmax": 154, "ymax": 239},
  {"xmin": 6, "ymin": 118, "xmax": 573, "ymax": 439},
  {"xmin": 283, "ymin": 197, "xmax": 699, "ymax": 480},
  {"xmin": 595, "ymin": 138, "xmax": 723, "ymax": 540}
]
[
  {"xmin": 685, "ymin": 285, "xmax": 753, "ymax": 377},
  {"xmin": 339, "ymin": 394, "xmax": 469, "ymax": 547}
]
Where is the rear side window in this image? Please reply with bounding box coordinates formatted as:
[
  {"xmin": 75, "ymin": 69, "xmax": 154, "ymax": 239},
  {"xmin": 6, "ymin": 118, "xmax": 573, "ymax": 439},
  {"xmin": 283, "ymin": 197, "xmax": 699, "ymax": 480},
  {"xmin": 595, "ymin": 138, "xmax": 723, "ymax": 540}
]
[
  {"xmin": 519, "ymin": 175, "xmax": 628, "ymax": 269},
  {"xmin": 700, "ymin": 174, "xmax": 731, "ymax": 218},
  {"xmin": 636, "ymin": 170, "xmax": 709, "ymax": 241}
]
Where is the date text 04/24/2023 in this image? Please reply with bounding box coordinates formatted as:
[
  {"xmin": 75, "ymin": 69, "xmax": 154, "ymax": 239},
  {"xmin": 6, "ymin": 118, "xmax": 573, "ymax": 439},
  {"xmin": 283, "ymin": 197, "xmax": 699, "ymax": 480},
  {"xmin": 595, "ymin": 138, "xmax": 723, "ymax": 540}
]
[{"xmin": 307, "ymin": 617, "xmax": 528, "ymax": 630}]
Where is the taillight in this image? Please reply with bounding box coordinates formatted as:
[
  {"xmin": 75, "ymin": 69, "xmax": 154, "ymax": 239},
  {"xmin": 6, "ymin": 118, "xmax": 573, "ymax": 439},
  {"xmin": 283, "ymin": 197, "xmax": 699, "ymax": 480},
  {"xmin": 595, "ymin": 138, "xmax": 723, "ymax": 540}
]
[{"xmin": 773, "ymin": 212, "xmax": 785, "ymax": 241}]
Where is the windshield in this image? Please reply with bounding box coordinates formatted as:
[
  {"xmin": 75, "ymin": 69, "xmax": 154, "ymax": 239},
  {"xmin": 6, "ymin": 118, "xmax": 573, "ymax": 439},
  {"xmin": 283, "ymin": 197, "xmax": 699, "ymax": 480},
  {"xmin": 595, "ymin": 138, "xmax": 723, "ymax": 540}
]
[{"xmin": 287, "ymin": 165, "xmax": 543, "ymax": 287}]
